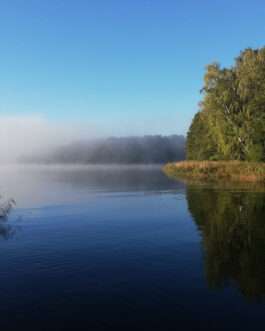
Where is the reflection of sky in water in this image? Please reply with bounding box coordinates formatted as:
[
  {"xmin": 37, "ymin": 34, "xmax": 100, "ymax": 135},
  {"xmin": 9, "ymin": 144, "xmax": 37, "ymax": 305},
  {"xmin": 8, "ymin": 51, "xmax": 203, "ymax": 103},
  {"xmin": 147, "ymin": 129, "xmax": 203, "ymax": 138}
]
[
  {"xmin": 0, "ymin": 165, "xmax": 185, "ymax": 208},
  {"xmin": 0, "ymin": 165, "xmax": 264, "ymax": 330}
]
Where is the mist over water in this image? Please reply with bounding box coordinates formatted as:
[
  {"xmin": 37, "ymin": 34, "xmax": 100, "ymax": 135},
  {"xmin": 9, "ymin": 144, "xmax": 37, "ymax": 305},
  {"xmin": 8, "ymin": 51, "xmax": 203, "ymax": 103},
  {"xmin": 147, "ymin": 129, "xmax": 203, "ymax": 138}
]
[
  {"xmin": 0, "ymin": 112, "xmax": 263, "ymax": 330},
  {"xmin": 0, "ymin": 164, "xmax": 184, "ymax": 208},
  {"xmin": 0, "ymin": 117, "xmax": 264, "ymax": 331},
  {"xmin": 0, "ymin": 115, "xmax": 185, "ymax": 164},
  {"xmin": 0, "ymin": 115, "xmax": 100, "ymax": 163}
]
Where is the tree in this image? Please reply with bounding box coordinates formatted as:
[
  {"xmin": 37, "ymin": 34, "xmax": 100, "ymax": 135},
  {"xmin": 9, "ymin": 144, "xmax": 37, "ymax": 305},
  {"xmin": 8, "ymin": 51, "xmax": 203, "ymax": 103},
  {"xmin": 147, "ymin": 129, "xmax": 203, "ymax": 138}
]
[{"xmin": 187, "ymin": 47, "xmax": 265, "ymax": 161}]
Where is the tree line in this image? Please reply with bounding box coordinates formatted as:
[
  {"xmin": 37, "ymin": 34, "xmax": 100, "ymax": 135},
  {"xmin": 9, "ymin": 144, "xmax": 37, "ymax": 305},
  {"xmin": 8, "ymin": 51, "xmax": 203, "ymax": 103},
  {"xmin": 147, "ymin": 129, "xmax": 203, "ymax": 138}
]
[
  {"xmin": 25, "ymin": 135, "xmax": 185, "ymax": 164},
  {"xmin": 187, "ymin": 47, "xmax": 265, "ymax": 161}
]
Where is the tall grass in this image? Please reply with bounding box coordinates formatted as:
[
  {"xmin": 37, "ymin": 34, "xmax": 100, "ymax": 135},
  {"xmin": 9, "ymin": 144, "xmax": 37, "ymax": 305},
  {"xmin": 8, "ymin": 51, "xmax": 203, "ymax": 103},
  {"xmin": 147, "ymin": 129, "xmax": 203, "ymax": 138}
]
[{"xmin": 163, "ymin": 161, "xmax": 265, "ymax": 183}]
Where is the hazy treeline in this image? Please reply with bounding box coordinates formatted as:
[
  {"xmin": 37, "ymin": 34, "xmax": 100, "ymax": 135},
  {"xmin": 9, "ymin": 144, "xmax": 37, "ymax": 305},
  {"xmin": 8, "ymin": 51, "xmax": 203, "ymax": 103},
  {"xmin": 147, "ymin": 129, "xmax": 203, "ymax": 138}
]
[
  {"xmin": 23, "ymin": 135, "xmax": 185, "ymax": 164},
  {"xmin": 187, "ymin": 47, "xmax": 265, "ymax": 161}
]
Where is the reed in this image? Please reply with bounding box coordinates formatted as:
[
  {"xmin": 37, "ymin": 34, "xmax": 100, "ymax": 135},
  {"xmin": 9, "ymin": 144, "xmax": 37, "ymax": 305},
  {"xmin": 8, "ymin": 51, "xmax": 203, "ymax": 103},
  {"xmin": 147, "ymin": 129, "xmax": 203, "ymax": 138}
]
[{"xmin": 163, "ymin": 161, "xmax": 265, "ymax": 183}]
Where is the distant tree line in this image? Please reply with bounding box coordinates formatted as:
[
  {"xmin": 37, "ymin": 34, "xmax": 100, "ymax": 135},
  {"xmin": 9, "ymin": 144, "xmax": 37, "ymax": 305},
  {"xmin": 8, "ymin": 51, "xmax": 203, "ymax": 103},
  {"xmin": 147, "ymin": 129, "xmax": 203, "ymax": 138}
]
[
  {"xmin": 187, "ymin": 47, "xmax": 265, "ymax": 161},
  {"xmin": 25, "ymin": 135, "xmax": 185, "ymax": 164}
]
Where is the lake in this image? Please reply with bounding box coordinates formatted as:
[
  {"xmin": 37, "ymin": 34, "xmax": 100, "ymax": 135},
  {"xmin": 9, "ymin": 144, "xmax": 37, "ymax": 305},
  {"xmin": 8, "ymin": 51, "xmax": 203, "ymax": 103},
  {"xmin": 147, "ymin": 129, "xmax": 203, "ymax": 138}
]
[{"xmin": 0, "ymin": 165, "xmax": 264, "ymax": 330}]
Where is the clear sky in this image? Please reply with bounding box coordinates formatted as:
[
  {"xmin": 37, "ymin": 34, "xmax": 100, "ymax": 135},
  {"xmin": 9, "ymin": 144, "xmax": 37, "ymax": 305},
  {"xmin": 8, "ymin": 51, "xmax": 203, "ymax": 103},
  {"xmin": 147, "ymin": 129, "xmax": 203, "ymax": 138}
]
[{"xmin": 1, "ymin": 0, "xmax": 265, "ymax": 136}]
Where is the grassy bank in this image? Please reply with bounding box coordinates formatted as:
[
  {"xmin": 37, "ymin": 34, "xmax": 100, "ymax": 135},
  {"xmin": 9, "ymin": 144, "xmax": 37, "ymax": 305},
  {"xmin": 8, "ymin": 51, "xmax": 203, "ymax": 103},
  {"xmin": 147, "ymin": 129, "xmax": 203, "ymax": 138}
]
[{"xmin": 163, "ymin": 161, "xmax": 265, "ymax": 183}]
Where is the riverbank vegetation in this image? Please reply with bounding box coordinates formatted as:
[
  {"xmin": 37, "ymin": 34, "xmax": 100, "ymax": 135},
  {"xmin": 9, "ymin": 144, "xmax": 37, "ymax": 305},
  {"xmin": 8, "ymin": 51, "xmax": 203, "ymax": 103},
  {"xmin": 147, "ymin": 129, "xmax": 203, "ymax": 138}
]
[{"xmin": 164, "ymin": 161, "xmax": 265, "ymax": 183}]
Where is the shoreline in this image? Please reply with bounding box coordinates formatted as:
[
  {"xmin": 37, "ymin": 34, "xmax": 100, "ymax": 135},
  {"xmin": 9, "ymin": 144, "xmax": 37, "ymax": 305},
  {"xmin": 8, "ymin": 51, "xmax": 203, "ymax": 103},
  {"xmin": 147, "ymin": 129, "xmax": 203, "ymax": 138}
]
[{"xmin": 163, "ymin": 161, "xmax": 265, "ymax": 183}]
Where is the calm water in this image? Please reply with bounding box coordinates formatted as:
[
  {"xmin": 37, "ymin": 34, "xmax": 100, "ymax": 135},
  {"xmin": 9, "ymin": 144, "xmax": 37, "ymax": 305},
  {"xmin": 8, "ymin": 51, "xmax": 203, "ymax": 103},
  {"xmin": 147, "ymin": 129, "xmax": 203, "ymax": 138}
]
[{"xmin": 0, "ymin": 165, "xmax": 264, "ymax": 330}]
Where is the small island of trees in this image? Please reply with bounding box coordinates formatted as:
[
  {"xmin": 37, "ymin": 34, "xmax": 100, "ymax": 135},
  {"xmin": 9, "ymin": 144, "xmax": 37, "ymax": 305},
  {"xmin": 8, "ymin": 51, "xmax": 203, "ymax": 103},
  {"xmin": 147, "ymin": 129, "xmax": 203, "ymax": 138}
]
[{"xmin": 165, "ymin": 47, "xmax": 265, "ymax": 182}]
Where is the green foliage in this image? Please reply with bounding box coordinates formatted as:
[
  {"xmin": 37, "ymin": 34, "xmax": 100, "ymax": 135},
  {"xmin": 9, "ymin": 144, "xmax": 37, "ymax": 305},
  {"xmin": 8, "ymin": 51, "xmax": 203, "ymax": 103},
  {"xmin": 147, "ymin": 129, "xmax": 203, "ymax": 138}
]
[{"xmin": 187, "ymin": 47, "xmax": 265, "ymax": 161}]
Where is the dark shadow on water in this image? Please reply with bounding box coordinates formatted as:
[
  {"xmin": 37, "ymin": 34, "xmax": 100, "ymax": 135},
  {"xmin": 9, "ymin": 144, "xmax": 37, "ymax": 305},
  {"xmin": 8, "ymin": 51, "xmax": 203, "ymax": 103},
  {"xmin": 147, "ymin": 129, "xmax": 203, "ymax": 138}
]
[
  {"xmin": 186, "ymin": 183, "xmax": 265, "ymax": 301},
  {"xmin": 0, "ymin": 219, "xmax": 15, "ymax": 240}
]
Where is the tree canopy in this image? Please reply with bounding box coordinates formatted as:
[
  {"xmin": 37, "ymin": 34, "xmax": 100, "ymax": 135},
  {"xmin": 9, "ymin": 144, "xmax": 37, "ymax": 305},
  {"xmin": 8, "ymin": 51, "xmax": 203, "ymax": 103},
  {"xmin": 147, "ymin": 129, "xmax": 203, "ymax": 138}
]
[{"xmin": 187, "ymin": 47, "xmax": 265, "ymax": 161}]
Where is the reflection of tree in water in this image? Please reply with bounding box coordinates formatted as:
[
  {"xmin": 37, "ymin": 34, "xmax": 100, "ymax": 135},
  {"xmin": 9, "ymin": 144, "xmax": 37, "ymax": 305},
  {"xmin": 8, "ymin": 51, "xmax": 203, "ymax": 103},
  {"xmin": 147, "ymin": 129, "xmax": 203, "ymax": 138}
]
[
  {"xmin": 0, "ymin": 198, "xmax": 16, "ymax": 239},
  {"xmin": 0, "ymin": 219, "xmax": 14, "ymax": 240},
  {"xmin": 187, "ymin": 186, "xmax": 265, "ymax": 301},
  {"xmin": 50, "ymin": 166, "xmax": 184, "ymax": 192}
]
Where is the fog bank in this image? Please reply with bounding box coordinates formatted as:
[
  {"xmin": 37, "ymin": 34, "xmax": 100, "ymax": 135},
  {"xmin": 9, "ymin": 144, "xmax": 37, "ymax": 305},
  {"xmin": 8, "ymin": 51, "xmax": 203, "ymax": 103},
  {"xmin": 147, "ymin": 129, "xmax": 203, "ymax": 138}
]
[
  {"xmin": 0, "ymin": 115, "xmax": 98, "ymax": 163},
  {"xmin": 0, "ymin": 115, "xmax": 185, "ymax": 164},
  {"xmin": 23, "ymin": 135, "xmax": 186, "ymax": 164}
]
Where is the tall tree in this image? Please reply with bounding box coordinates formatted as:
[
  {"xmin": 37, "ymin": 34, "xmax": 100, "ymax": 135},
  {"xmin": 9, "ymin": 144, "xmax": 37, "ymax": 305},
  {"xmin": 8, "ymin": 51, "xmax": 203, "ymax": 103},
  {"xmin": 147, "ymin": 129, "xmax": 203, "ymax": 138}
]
[{"xmin": 187, "ymin": 47, "xmax": 265, "ymax": 161}]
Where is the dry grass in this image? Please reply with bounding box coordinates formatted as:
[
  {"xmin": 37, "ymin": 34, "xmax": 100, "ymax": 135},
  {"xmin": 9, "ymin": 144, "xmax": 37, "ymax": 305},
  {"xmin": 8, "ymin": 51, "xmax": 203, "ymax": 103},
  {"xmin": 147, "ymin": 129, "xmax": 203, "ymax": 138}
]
[{"xmin": 163, "ymin": 161, "xmax": 265, "ymax": 183}]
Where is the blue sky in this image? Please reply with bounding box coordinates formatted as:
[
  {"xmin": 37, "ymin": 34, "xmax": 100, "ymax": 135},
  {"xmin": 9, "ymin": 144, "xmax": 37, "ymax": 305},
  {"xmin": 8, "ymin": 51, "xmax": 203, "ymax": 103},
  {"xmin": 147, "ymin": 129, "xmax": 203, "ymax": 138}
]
[{"xmin": 1, "ymin": 0, "xmax": 265, "ymax": 136}]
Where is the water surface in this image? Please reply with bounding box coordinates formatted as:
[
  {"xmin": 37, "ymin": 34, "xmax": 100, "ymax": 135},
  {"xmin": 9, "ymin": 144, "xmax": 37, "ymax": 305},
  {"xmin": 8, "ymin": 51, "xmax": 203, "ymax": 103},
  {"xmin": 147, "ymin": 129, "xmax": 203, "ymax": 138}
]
[{"xmin": 0, "ymin": 165, "xmax": 264, "ymax": 330}]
